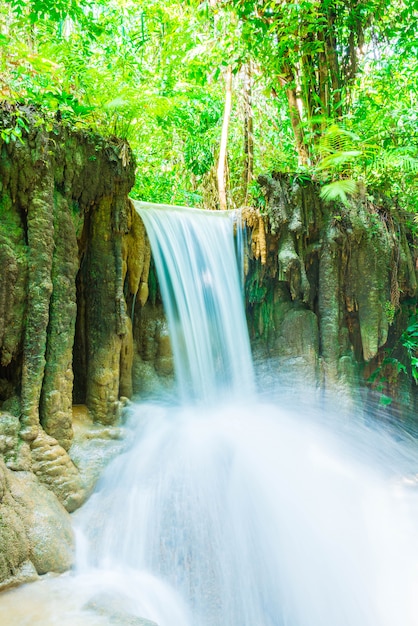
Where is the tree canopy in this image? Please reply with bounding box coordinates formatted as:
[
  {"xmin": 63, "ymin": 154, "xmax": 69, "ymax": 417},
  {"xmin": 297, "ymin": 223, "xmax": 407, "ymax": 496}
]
[{"xmin": 0, "ymin": 0, "xmax": 417, "ymax": 212}]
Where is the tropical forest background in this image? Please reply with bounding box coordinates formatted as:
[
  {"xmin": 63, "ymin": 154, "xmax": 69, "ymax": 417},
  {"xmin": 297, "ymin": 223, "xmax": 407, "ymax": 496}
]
[{"xmin": 0, "ymin": 0, "xmax": 417, "ymax": 213}]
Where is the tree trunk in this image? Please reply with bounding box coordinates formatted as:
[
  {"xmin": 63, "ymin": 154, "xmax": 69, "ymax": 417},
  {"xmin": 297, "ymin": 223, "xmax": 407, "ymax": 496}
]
[
  {"xmin": 217, "ymin": 64, "xmax": 232, "ymax": 211},
  {"xmin": 325, "ymin": 9, "xmax": 342, "ymax": 117},
  {"xmin": 279, "ymin": 79, "xmax": 309, "ymax": 165},
  {"xmin": 317, "ymin": 29, "xmax": 329, "ymax": 122},
  {"xmin": 278, "ymin": 65, "xmax": 309, "ymax": 165},
  {"xmin": 242, "ymin": 61, "xmax": 254, "ymax": 205}
]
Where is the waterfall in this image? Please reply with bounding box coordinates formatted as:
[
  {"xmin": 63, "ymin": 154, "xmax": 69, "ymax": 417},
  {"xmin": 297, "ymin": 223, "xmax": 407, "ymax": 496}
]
[
  {"xmin": 4, "ymin": 203, "xmax": 418, "ymax": 626},
  {"xmin": 71, "ymin": 203, "xmax": 418, "ymax": 626},
  {"xmin": 133, "ymin": 201, "xmax": 254, "ymax": 402}
]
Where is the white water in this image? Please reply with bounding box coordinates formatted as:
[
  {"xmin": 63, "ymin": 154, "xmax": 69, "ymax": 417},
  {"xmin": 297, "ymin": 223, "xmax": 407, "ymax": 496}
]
[
  {"xmin": 134, "ymin": 201, "xmax": 254, "ymax": 402},
  {"xmin": 74, "ymin": 398, "xmax": 418, "ymax": 626},
  {"xmin": 2, "ymin": 204, "xmax": 418, "ymax": 626}
]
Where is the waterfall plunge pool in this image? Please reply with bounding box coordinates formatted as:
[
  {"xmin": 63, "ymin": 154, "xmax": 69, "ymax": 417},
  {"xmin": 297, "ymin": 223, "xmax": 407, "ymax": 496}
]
[{"xmin": 2, "ymin": 394, "xmax": 418, "ymax": 626}]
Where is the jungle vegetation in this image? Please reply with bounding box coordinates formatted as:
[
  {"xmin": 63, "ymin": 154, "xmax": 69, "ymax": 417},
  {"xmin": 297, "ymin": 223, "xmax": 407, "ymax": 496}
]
[{"xmin": 0, "ymin": 0, "xmax": 417, "ymax": 212}]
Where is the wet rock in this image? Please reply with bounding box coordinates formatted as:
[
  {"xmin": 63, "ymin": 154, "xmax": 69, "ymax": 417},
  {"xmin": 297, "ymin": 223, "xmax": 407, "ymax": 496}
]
[
  {"xmin": 84, "ymin": 592, "xmax": 159, "ymax": 626},
  {"xmin": 0, "ymin": 560, "xmax": 38, "ymax": 592},
  {"xmin": 123, "ymin": 204, "xmax": 151, "ymax": 303},
  {"xmin": 31, "ymin": 429, "xmax": 86, "ymax": 513},
  {"xmin": 133, "ymin": 303, "xmax": 174, "ymax": 396},
  {"xmin": 7, "ymin": 469, "xmax": 74, "ymax": 575},
  {"xmin": 247, "ymin": 175, "xmax": 417, "ymax": 401},
  {"xmin": 0, "ymin": 465, "xmax": 29, "ymax": 584},
  {"xmin": 120, "ymin": 317, "xmax": 134, "ymax": 399},
  {"xmin": 279, "ymin": 308, "xmax": 320, "ymax": 386},
  {"xmin": 0, "ymin": 458, "xmax": 74, "ymax": 584},
  {"xmin": 40, "ymin": 192, "xmax": 78, "ymax": 450},
  {"xmin": 0, "ymin": 193, "xmax": 27, "ymax": 372},
  {"xmin": 0, "ymin": 110, "xmax": 150, "ymax": 587},
  {"xmin": 20, "ymin": 166, "xmax": 55, "ymax": 442},
  {"xmin": 1, "ymin": 112, "xmax": 140, "ymax": 437},
  {"xmin": 70, "ymin": 405, "xmax": 127, "ymax": 498},
  {"xmin": 0, "ymin": 412, "xmax": 20, "ymax": 456}
]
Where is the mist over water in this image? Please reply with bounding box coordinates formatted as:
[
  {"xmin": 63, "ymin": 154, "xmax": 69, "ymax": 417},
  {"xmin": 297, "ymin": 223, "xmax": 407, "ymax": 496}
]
[
  {"xmin": 2, "ymin": 204, "xmax": 418, "ymax": 626},
  {"xmin": 74, "ymin": 393, "xmax": 418, "ymax": 626}
]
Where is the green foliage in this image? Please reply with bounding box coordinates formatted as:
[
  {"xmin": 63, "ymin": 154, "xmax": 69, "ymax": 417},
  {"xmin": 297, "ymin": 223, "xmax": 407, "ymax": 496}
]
[
  {"xmin": 248, "ymin": 180, "xmax": 267, "ymax": 211},
  {"xmin": 313, "ymin": 115, "xmax": 418, "ymax": 213},
  {"xmin": 368, "ymin": 313, "xmax": 418, "ymax": 405},
  {"xmin": 223, "ymin": 0, "xmax": 418, "ymax": 217},
  {"xmin": 0, "ymin": 0, "xmax": 416, "ymax": 214},
  {"xmin": 368, "ymin": 355, "xmax": 406, "ymax": 406},
  {"xmin": 246, "ymin": 271, "xmax": 267, "ymax": 304},
  {"xmin": 400, "ymin": 317, "xmax": 418, "ymax": 384},
  {"xmin": 378, "ymin": 394, "xmax": 393, "ymax": 406},
  {"xmin": 6, "ymin": 0, "xmax": 92, "ymax": 22},
  {"xmin": 0, "ymin": 111, "xmax": 29, "ymax": 144},
  {"xmin": 320, "ymin": 179, "xmax": 358, "ymax": 205},
  {"xmin": 384, "ymin": 301, "xmax": 396, "ymax": 326}
]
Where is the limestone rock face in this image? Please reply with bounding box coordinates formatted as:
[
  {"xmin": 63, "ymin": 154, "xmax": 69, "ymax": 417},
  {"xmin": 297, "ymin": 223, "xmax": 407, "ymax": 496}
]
[
  {"xmin": 40, "ymin": 193, "xmax": 78, "ymax": 450},
  {"xmin": 0, "ymin": 107, "xmax": 151, "ymax": 586},
  {"xmin": 0, "ymin": 190, "xmax": 27, "ymax": 375},
  {"xmin": 132, "ymin": 302, "xmax": 174, "ymax": 398},
  {"xmin": 0, "ymin": 412, "xmax": 20, "ymax": 462},
  {"xmin": 70, "ymin": 404, "xmax": 127, "ymax": 500},
  {"xmin": 247, "ymin": 174, "xmax": 417, "ymax": 402},
  {"xmin": 0, "ymin": 458, "xmax": 74, "ymax": 587},
  {"xmin": 0, "ymin": 461, "xmax": 30, "ymax": 586},
  {"xmin": 0, "ymin": 107, "xmax": 143, "ymax": 435},
  {"xmin": 6, "ymin": 468, "xmax": 74, "ymax": 575},
  {"xmin": 31, "ymin": 429, "xmax": 86, "ymax": 513}
]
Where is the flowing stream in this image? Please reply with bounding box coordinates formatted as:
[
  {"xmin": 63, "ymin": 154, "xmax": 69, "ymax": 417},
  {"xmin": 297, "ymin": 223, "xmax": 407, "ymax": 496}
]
[{"xmin": 2, "ymin": 203, "xmax": 418, "ymax": 626}]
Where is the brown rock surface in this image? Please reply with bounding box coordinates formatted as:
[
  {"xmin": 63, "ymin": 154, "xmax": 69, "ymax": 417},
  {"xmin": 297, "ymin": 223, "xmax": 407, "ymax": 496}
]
[
  {"xmin": 0, "ymin": 108, "xmax": 150, "ymax": 586},
  {"xmin": 0, "ymin": 458, "xmax": 74, "ymax": 586}
]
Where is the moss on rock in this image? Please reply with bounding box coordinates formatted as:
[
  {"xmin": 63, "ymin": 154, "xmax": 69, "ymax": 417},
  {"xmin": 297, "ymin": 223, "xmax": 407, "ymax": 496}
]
[
  {"xmin": 0, "ymin": 107, "xmax": 141, "ymax": 435},
  {"xmin": 0, "ymin": 106, "xmax": 151, "ymax": 586},
  {"xmin": 246, "ymin": 174, "xmax": 417, "ymax": 402}
]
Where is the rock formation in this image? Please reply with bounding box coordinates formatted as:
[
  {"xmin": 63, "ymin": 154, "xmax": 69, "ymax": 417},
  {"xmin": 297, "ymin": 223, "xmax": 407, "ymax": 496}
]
[
  {"xmin": 0, "ymin": 105, "xmax": 153, "ymax": 586},
  {"xmin": 244, "ymin": 173, "xmax": 418, "ymax": 410}
]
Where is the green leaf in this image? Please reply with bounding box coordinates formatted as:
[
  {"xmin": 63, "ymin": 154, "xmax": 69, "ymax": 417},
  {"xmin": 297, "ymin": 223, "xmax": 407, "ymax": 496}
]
[
  {"xmin": 316, "ymin": 151, "xmax": 363, "ymax": 171},
  {"xmin": 379, "ymin": 394, "xmax": 393, "ymax": 406},
  {"xmin": 320, "ymin": 179, "xmax": 358, "ymax": 204}
]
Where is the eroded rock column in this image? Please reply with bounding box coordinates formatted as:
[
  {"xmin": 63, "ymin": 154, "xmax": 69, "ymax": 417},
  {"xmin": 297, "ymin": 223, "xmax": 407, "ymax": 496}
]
[
  {"xmin": 20, "ymin": 164, "xmax": 54, "ymax": 443},
  {"xmin": 40, "ymin": 193, "xmax": 78, "ymax": 450}
]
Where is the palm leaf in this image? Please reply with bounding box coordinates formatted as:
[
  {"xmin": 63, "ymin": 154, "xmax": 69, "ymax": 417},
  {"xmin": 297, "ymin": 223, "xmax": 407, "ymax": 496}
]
[{"xmin": 320, "ymin": 179, "xmax": 358, "ymax": 204}]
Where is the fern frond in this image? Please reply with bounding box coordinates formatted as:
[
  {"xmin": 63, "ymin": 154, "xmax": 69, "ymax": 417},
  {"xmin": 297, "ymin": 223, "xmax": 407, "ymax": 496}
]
[
  {"xmin": 316, "ymin": 150, "xmax": 362, "ymax": 171},
  {"xmin": 318, "ymin": 124, "xmax": 361, "ymax": 155},
  {"xmin": 382, "ymin": 149, "xmax": 418, "ymax": 173}
]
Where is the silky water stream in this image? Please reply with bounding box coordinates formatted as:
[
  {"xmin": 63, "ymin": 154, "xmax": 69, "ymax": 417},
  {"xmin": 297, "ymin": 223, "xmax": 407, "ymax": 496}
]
[{"xmin": 2, "ymin": 203, "xmax": 418, "ymax": 626}]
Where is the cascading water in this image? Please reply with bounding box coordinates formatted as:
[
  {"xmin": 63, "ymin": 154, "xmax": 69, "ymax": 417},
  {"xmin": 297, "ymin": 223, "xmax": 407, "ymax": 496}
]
[
  {"xmin": 73, "ymin": 203, "xmax": 418, "ymax": 626},
  {"xmin": 134, "ymin": 201, "xmax": 254, "ymax": 402},
  {"xmin": 3, "ymin": 203, "xmax": 418, "ymax": 626}
]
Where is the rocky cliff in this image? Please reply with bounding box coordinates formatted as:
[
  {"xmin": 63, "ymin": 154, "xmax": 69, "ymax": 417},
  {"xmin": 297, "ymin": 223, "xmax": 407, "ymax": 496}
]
[
  {"xmin": 0, "ymin": 105, "xmax": 159, "ymax": 587},
  {"xmin": 244, "ymin": 174, "xmax": 418, "ymax": 412}
]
